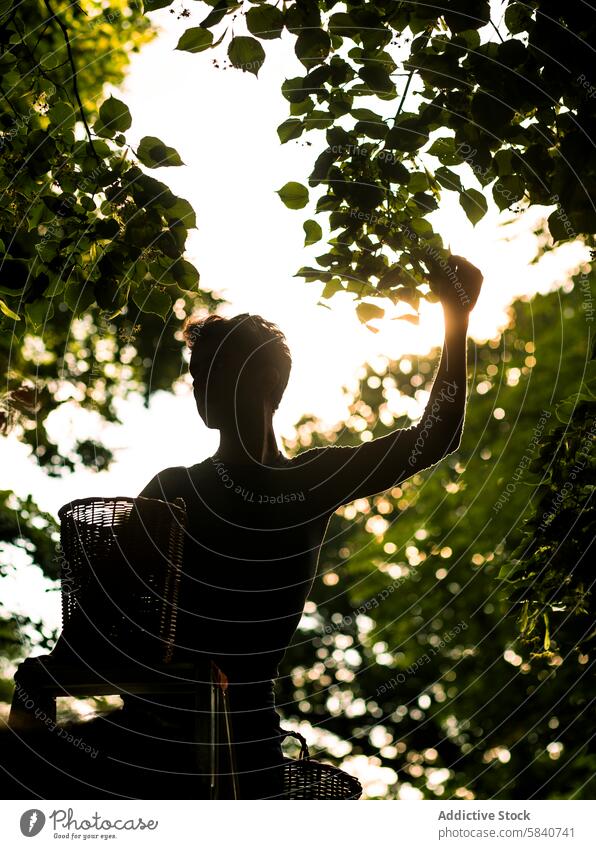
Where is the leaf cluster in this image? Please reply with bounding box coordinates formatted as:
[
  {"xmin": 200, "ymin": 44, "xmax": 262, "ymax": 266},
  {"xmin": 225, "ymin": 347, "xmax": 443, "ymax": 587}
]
[{"xmin": 176, "ymin": 0, "xmax": 596, "ymax": 321}]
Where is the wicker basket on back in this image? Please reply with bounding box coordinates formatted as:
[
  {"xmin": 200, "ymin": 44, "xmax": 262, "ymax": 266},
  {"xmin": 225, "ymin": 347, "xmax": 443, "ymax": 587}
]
[
  {"xmin": 281, "ymin": 732, "xmax": 362, "ymax": 800},
  {"xmin": 56, "ymin": 496, "xmax": 186, "ymax": 666}
]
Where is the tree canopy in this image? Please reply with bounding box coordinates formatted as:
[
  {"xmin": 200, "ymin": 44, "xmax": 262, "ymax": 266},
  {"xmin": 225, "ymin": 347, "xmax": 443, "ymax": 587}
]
[
  {"xmin": 2, "ymin": 0, "xmax": 593, "ymax": 455},
  {"xmin": 0, "ymin": 0, "xmax": 218, "ymax": 470},
  {"xmin": 1, "ymin": 0, "xmax": 594, "ymax": 449},
  {"xmin": 174, "ymin": 0, "xmax": 596, "ymax": 322}
]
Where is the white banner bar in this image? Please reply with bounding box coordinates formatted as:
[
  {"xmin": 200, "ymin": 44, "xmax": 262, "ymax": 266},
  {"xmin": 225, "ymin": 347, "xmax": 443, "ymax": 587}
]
[{"xmin": 2, "ymin": 799, "xmax": 595, "ymax": 848}]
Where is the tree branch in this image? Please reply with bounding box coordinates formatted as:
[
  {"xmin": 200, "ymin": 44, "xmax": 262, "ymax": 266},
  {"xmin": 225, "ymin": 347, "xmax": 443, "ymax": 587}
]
[
  {"xmin": 489, "ymin": 18, "xmax": 505, "ymax": 43},
  {"xmin": 394, "ymin": 68, "xmax": 415, "ymax": 121},
  {"xmin": 393, "ymin": 29, "xmax": 432, "ymax": 123},
  {"xmin": 43, "ymin": 0, "xmax": 100, "ymax": 163}
]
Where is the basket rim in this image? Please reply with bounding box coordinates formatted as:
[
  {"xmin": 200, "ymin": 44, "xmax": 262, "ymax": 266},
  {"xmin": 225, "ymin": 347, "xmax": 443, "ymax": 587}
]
[
  {"xmin": 282, "ymin": 756, "xmax": 363, "ymax": 792},
  {"xmin": 58, "ymin": 495, "xmax": 186, "ymax": 521},
  {"xmin": 283, "ymin": 755, "xmax": 361, "ymax": 775}
]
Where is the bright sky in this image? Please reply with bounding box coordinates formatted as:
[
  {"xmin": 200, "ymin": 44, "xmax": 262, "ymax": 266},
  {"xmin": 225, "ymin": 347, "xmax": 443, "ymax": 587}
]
[{"xmin": 0, "ymin": 11, "xmax": 590, "ymax": 632}]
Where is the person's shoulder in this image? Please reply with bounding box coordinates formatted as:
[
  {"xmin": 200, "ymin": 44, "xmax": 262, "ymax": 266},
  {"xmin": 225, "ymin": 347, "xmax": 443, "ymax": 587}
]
[
  {"xmin": 156, "ymin": 461, "xmax": 218, "ymax": 485},
  {"xmin": 152, "ymin": 464, "xmax": 188, "ymax": 481},
  {"xmin": 139, "ymin": 464, "xmax": 192, "ymax": 498},
  {"xmin": 157, "ymin": 457, "xmax": 215, "ymax": 475}
]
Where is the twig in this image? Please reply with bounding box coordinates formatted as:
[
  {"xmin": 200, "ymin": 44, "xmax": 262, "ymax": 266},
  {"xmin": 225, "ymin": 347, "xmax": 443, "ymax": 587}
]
[
  {"xmin": 33, "ymin": 21, "xmax": 52, "ymax": 50},
  {"xmin": 393, "ymin": 29, "xmax": 432, "ymax": 123},
  {"xmin": 394, "ymin": 68, "xmax": 415, "ymax": 121},
  {"xmin": 44, "ymin": 0, "xmax": 100, "ymax": 162},
  {"xmin": 489, "ymin": 18, "xmax": 505, "ymax": 43},
  {"xmin": 11, "ymin": 14, "xmax": 70, "ymax": 96}
]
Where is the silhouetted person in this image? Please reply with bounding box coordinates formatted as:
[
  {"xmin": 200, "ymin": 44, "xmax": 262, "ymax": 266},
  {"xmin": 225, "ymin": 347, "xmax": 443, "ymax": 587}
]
[{"xmin": 123, "ymin": 255, "xmax": 483, "ymax": 798}]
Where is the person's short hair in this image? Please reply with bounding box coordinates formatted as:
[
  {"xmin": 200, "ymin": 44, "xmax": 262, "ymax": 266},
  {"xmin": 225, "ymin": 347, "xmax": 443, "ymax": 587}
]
[{"xmin": 183, "ymin": 313, "xmax": 292, "ymax": 411}]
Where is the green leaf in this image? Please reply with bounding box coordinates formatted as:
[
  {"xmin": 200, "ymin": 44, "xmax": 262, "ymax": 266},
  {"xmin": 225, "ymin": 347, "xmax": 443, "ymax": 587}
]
[
  {"xmin": 94, "ymin": 218, "xmax": 121, "ymax": 240},
  {"xmin": 228, "ymin": 36, "xmax": 266, "ymax": 76},
  {"xmin": 64, "ymin": 279, "xmax": 95, "ymax": 315},
  {"xmin": 344, "ymin": 181, "xmax": 385, "ymax": 211},
  {"xmin": 303, "ymin": 219, "xmax": 322, "ymax": 246},
  {"xmin": 126, "ymin": 170, "xmax": 172, "ymax": 209},
  {"xmin": 0, "ymin": 299, "xmax": 20, "ymax": 320},
  {"xmin": 377, "ymin": 155, "xmax": 410, "ymax": 184},
  {"xmin": 36, "ymin": 240, "xmax": 58, "ymax": 263},
  {"xmin": 410, "ymin": 218, "xmax": 433, "ymax": 236},
  {"xmin": 492, "ymin": 175, "xmax": 525, "ymax": 211},
  {"xmin": 395, "ymin": 313, "xmax": 420, "ymax": 325},
  {"xmin": 48, "ymin": 101, "xmax": 76, "ymax": 130},
  {"xmin": 408, "ymin": 171, "xmax": 428, "ymax": 193},
  {"xmin": 493, "ymin": 148, "xmax": 515, "ymax": 177},
  {"xmin": 124, "ymin": 210, "xmax": 162, "ymax": 248},
  {"xmin": 246, "ymin": 6, "xmax": 284, "ymax": 40},
  {"xmin": 164, "ymin": 197, "xmax": 197, "ymax": 229},
  {"xmin": 295, "ymin": 266, "xmax": 332, "ymax": 282},
  {"xmin": 322, "ymin": 278, "xmax": 344, "ymax": 299},
  {"xmin": 45, "ymin": 276, "xmax": 65, "ymax": 297},
  {"xmin": 460, "ymin": 187, "xmax": 488, "ymax": 225},
  {"xmin": 547, "ymin": 208, "xmax": 570, "ymax": 244},
  {"xmin": 427, "ymin": 137, "xmax": 460, "ymax": 166},
  {"xmin": 98, "ymin": 96, "xmax": 132, "ymax": 135},
  {"xmin": 444, "ymin": 0, "xmax": 490, "ymax": 32},
  {"xmin": 80, "ymin": 196, "xmax": 96, "ymax": 212},
  {"xmin": 199, "ymin": 0, "xmax": 239, "ymax": 27},
  {"xmin": 354, "ymin": 119, "xmax": 387, "ymax": 140},
  {"xmin": 277, "ymin": 118, "xmax": 304, "ymax": 144},
  {"xmin": 172, "ymin": 259, "xmax": 200, "ymax": 291},
  {"xmin": 543, "ymin": 614, "xmax": 551, "ymax": 652},
  {"xmin": 471, "ymin": 91, "xmax": 515, "ymax": 134},
  {"xmin": 378, "ymin": 267, "xmax": 408, "ymax": 290},
  {"xmin": 305, "ymin": 110, "xmax": 333, "ymax": 131},
  {"xmin": 277, "ymin": 181, "xmax": 309, "ymax": 210},
  {"xmin": 132, "ymin": 280, "xmax": 172, "ymax": 318},
  {"xmin": 290, "ymin": 98, "xmax": 314, "ymax": 117},
  {"xmin": 137, "ymin": 136, "xmax": 184, "ymax": 168},
  {"xmin": 143, "ymin": 0, "xmax": 175, "ymax": 10},
  {"xmin": 282, "ymin": 77, "xmax": 309, "ymax": 103},
  {"xmin": 505, "ymin": 2, "xmax": 533, "ymax": 34},
  {"xmin": 434, "ymin": 166, "xmax": 463, "ymax": 192},
  {"xmin": 25, "ymin": 299, "xmax": 53, "ymax": 330},
  {"xmin": 295, "ymin": 29, "xmax": 331, "ymax": 70},
  {"xmin": 356, "ymin": 302, "xmax": 385, "ymax": 323},
  {"xmin": 385, "ymin": 119, "xmax": 428, "ymax": 153},
  {"xmin": 359, "ymin": 65, "xmax": 395, "ymax": 95},
  {"xmin": 176, "ymin": 27, "xmax": 214, "ymax": 53},
  {"xmin": 328, "ymin": 12, "xmax": 358, "ymax": 38}
]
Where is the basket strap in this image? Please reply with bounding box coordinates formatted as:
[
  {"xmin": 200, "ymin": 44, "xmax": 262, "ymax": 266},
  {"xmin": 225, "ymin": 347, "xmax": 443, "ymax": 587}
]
[{"xmin": 279, "ymin": 730, "xmax": 310, "ymax": 760}]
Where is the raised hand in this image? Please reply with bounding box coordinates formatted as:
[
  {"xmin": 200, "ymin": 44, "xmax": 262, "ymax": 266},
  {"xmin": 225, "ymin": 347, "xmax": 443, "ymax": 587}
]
[{"xmin": 426, "ymin": 254, "xmax": 484, "ymax": 314}]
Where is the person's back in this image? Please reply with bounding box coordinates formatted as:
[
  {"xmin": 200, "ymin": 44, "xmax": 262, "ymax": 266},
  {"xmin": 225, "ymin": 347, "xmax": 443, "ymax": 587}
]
[
  {"xmin": 148, "ymin": 457, "xmax": 330, "ymax": 680},
  {"xmin": 128, "ymin": 258, "xmax": 483, "ymax": 797},
  {"xmin": 132, "ymin": 453, "xmax": 333, "ymax": 797}
]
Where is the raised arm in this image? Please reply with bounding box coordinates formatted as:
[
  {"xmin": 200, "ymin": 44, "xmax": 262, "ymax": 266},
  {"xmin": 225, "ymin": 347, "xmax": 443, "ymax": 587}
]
[{"xmin": 298, "ymin": 255, "xmax": 483, "ymax": 513}]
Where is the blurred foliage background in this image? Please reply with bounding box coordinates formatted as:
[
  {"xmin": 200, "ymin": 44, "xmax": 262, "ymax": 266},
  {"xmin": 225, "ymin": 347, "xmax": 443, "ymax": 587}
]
[{"xmin": 277, "ymin": 270, "xmax": 595, "ymax": 799}]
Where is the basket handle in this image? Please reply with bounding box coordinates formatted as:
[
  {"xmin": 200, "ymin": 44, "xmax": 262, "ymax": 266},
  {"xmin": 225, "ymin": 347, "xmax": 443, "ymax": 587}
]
[{"xmin": 280, "ymin": 730, "xmax": 310, "ymax": 760}]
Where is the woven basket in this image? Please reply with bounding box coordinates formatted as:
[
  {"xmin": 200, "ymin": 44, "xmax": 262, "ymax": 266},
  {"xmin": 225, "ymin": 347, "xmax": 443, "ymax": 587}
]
[
  {"xmin": 56, "ymin": 496, "xmax": 186, "ymax": 665},
  {"xmin": 281, "ymin": 732, "xmax": 362, "ymax": 800}
]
